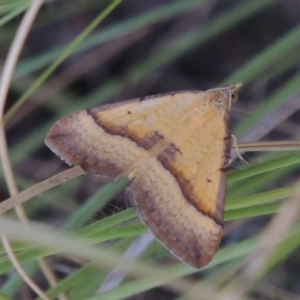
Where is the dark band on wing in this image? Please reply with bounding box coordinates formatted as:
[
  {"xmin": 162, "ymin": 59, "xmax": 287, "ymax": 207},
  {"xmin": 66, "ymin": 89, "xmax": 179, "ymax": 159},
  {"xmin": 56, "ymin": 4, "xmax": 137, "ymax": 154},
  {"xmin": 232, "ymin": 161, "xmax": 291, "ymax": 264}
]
[
  {"xmin": 157, "ymin": 144, "xmax": 224, "ymax": 226},
  {"xmin": 86, "ymin": 109, "xmax": 164, "ymax": 150}
]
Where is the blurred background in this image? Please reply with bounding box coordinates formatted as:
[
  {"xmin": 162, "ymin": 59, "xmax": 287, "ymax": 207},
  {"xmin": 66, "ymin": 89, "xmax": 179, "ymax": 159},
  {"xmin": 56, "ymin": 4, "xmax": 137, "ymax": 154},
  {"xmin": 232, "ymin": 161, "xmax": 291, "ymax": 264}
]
[{"xmin": 1, "ymin": 0, "xmax": 300, "ymax": 299}]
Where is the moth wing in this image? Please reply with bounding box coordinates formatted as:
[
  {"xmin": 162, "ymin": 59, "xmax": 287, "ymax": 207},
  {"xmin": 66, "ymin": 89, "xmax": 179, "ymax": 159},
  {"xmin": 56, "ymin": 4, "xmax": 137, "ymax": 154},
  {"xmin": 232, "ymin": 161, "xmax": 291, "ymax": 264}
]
[
  {"xmin": 126, "ymin": 89, "xmax": 232, "ymax": 268},
  {"xmin": 45, "ymin": 91, "xmax": 206, "ymax": 180}
]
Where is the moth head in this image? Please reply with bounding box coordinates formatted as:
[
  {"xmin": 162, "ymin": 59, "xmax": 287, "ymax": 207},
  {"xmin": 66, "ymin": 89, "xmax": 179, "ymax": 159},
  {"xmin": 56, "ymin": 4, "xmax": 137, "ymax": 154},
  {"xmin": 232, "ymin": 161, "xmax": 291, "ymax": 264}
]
[
  {"xmin": 223, "ymin": 82, "xmax": 242, "ymax": 109},
  {"xmin": 204, "ymin": 91, "xmax": 231, "ymax": 113},
  {"xmin": 207, "ymin": 83, "xmax": 242, "ymax": 111}
]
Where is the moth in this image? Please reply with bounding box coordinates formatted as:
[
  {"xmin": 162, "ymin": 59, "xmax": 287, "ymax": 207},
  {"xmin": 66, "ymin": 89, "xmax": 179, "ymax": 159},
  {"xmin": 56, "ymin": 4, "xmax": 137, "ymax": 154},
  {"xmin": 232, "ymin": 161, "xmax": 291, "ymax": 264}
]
[{"xmin": 45, "ymin": 83, "xmax": 242, "ymax": 268}]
